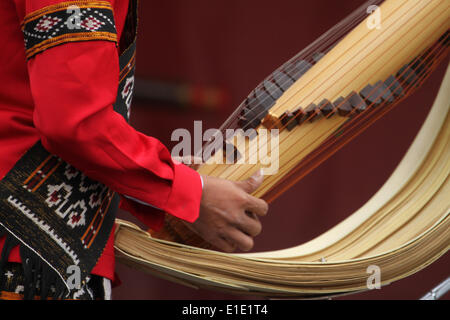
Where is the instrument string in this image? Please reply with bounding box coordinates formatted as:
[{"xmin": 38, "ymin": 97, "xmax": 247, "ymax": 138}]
[
  {"xmin": 261, "ymin": 0, "xmax": 423, "ymax": 129},
  {"xmin": 206, "ymin": 0, "xmax": 419, "ymax": 178},
  {"xmin": 268, "ymin": 24, "xmax": 450, "ymax": 177},
  {"xmin": 264, "ymin": 12, "xmax": 450, "ymax": 173},
  {"xmin": 199, "ymin": 5, "xmax": 369, "ymax": 163},
  {"xmin": 254, "ymin": 31, "xmax": 448, "ymax": 192},
  {"xmin": 200, "ymin": 0, "xmax": 446, "ymax": 202},
  {"xmin": 264, "ymin": 41, "xmax": 449, "ymax": 202},
  {"xmin": 236, "ymin": 0, "xmax": 384, "ymax": 129},
  {"xmin": 231, "ymin": 20, "xmax": 448, "ymax": 188},
  {"xmin": 210, "ymin": 0, "xmax": 382, "ymax": 144},
  {"xmin": 203, "ymin": 0, "xmax": 394, "ymax": 176},
  {"xmin": 259, "ymin": 37, "xmax": 450, "ymax": 200}
]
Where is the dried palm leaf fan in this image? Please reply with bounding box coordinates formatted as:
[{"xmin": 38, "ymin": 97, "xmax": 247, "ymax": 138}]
[{"xmin": 114, "ymin": 0, "xmax": 450, "ymax": 298}]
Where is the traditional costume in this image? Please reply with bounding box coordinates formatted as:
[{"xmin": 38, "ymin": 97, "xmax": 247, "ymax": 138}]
[{"xmin": 0, "ymin": 0, "xmax": 202, "ymax": 300}]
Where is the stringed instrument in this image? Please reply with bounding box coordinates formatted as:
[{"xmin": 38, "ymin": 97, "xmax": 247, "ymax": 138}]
[{"xmin": 114, "ymin": 0, "xmax": 449, "ymax": 297}]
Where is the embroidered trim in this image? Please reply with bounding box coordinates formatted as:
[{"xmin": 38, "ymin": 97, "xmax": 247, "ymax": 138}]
[
  {"xmin": 23, "ymin": 155, "xmax": 62, "ymax": 192},
  {"xmin": 80, "ymin": 189, "xmax": 114, "ymax": 249},
  {"xmin": 7, "ymin": 196, "xmax": 80, "ymax": 265},
  {"xmin": 0, "ymin": 142, "xmax": 119, "ymax": 298},
  {"xmin": 0, "ymin": 262, "xmax": 108, "ymax": 300},
  {"xmin": 0, "ymin": 291, "xmax": 27, "ymax": 300},
  {"xmin": 0, "ymin": 291, "xmax": 77, "ymax": 301},
  {"xmin": 22, "ymin": 1, "xmax": 117, "ymax": 60},
  {"xmin": 21, "ymin": 1, "xmax": 115, "ymax": 25},
  {"xmin": 119, "ymin": 51, "xmax": 136, "ymax": 83},
  {"xmin": 0, "ymin": 221, "xmax": 70, "ymax": 295}
]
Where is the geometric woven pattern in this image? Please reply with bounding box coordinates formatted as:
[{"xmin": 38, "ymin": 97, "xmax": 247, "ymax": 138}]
[{"xmin": 22, "ymin": 1, "xmax": 117, "ymax": 60}]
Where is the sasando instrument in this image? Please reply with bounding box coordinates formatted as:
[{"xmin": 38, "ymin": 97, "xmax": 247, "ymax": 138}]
[
  {"xmin": 114, "ymin": 0, "xmax": 449, "ymax": 297},
  {"xmin": 151, "ymin": 0, "xmax": 449, "ymax": 250}
]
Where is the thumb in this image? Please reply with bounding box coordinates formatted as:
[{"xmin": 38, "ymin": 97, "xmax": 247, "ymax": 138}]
[{"xmin": 235, "ymin": 169, "xmax": 264, "ymax": 194}]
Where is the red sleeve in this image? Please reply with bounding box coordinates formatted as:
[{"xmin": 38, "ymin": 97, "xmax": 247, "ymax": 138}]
[{"xmin": 18, "ymin": 0, "xmax": 202, "ymax": 228}]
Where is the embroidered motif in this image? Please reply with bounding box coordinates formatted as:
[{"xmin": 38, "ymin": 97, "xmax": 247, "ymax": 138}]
[
  {"xmin": 7, "ymin": 196, "xmax": 80, "ymax": 265},
  {"xmin": 45, "ymin": 183, "xmax": 73, "ymax": 211},
  {"xmin": 121, "ymin": 76, "xmax": 135, "ymax": 119},
  {"xmin": 67, "ymin": 200, "xmax": 87, "ymax": 229},
  {"xmin": 79, "ymin": 175, "xmax": 102, "ymax": 193},
  {"xmin": 81, "ymin": 190, "xmax": 114, "ymax": 249},
  {"xmin": 64, "ymin": 164, "xmax": 79, "ymax": 180},
  {"xmin": 88, "ymin": 192, "xmax": 102, "ymax": 209},
  {"xmin": 115, "ymin": 46, "xmax": 136, "ymax": 121},
  {"xmin": 80, "ymin": 17, "xmax": 104, "ymax": 32},
  {"xmin": 34, "ymin": 16, "xmax": 63, "ymax": 33},
  {"xmin": 22, "ymin": 1, "xmax": 117, "ymax": 60},
  {"xmin": 0, "ymin": 142, "xmax": 119, "ymax": 294}
]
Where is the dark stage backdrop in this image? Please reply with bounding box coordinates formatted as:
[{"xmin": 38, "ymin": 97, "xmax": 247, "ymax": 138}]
[{"xmin": 113, "ymin": 0, "xmax": 449, "ymax": 300}]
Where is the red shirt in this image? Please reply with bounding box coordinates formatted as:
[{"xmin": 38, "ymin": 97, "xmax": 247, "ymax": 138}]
[{"xmin": 0, "ymin": 0, "xmax": 203, "ymax": 281}]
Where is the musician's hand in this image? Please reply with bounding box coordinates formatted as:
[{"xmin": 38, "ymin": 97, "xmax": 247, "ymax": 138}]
[{"xmin": 184, "ymin": 170, "xmax": 268, "ymax": 253}]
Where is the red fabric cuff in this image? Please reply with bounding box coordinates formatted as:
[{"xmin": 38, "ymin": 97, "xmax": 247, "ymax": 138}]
[{"xmin": 162, "ymin": 163, "xmax": 202, "ymax": 223}]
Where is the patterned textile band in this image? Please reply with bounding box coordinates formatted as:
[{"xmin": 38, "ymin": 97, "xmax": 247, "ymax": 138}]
[
  {"xmin": 21, "ymin": 1, "xmax": 118, "ymax": 60},
  {"xmin": 0, "ymin": 0, "xmax": 138, "ymax": 300},
  {"xmin": 0, "ymin": 143, "xmax": 120, "ymax": 299},
  {"xmin": 0, "ymin": 263, "xmax": 111, "ymax": 300}
]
